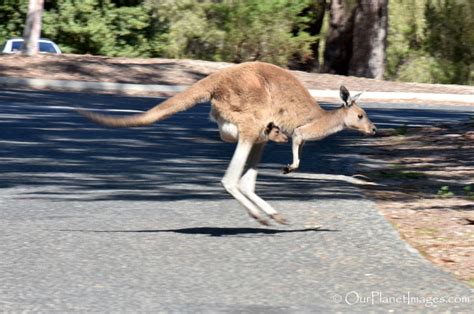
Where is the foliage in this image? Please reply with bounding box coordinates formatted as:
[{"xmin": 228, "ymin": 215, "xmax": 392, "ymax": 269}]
[
  {"xmin": 395, "ymin": 124, "xmax": 408, "ymax": 136},
  {"xmin": 1, "ymin": 0, "xmax": 472, "ymax": 85},
  {"xmin": 423, "ymin": 0, "xmax": 473, "ymax": 84},
  {"xmin": 1, "ymin": 0, "xmax": 317, "ymax": 66},
  {"xmin": 386, "ymin": 0, "xmax": 473, "ymax": 85},
  {"xmin": 144, "ymin": 0, "xmax": 225, "ymax": 60},
  {"xmin": 212, "ymin": 0, "xmax": 316, "ymax": 66},
  {"xmin": 377, "ymin": 170, "xmax": 425, "ymax": 179},
  {"xmin": 385, "ymin": 0, "xmax": 426, "ymax": 80},
  {"xmin": 42, "ymin": 0, "xmax": 151, "ymax": 56},
  {"xmin": 144, "ymin": 0, "xmax": 316, "ymax": 66},
  {"xmin": 0, "ymin": 0, "xmax": 28, "ymax": 44},
  {"xmin": 437, "ymin": 185, "xmax": 454, "ymax": 198},
  {"xmin": 464, "ymin": 185, "xmax": 474, "ymax": 200},
  {"xmin": 397, "ymin": 51, "xmax": 458, "ymax": 84}
]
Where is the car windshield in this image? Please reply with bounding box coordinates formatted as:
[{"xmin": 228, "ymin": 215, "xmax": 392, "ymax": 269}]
[
  {"xmin": 39, "ymin": 42, "xmax": 57, "ymax": 53},
  {"xmin": 11, "ymin": 40, "xmax": 22, "ymax": 51},
  {"xmin": 9, "ymin": 40, "xmax": 57, "ymax": 53}
]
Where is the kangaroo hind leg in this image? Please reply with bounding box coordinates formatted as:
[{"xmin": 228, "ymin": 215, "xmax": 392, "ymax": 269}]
[
  {"xmin": 239, "ymin": 143, "xmax": 288, "ymax": 225},
  {"xmin": 221, "ymin": 139, "xmax": 269, "ymax": 225}
]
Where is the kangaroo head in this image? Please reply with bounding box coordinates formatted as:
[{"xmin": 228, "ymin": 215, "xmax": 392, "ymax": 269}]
[
  {"xmin": 339, "ymin": 85, "xmax": 376, "ymax": 135},
  {"xmin": 265, "ymin": 123, "xmax": 288, "ymax": 143}
]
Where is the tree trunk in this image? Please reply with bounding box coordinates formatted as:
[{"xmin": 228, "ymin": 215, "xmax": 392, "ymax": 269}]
[
  {"xmin": 322, "ymin": 0, "xmax": 357, "ymax": 75},
  {"xmin": 349, "ymin": 0, "xmax": 388, "ymax": 79},
  {"xmin": 22, "ymin": 0, "xmax": 44, "ymax": 56},
  {"xmin": 323, "ymin": 0, "xmax": 388, "ymax": 79}
]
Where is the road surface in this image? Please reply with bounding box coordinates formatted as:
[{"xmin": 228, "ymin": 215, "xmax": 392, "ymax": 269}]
[{"xmin": 1, "ymin": 89, "xmax": 473, "ymax": 311}]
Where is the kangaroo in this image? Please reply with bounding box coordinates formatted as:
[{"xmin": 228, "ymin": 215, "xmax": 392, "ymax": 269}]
[
  {"xmin": 265, "ymin": 122, "xmax": 288, "ymax": 143},
  {"xmin": 77, "ymin": 62, "xmax": 376, "ymax": 225}
]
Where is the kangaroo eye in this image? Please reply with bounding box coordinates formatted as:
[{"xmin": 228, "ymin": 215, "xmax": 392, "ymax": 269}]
[{"xmin": 358, "ymin": 114, "xmax": 364, "ymax": 119}]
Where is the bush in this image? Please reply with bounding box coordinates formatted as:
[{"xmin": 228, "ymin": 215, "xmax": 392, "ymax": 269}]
[
  {"xmin": 397, "ymin": 51, "xmax": 459, "ymax": 84},
  {"xmin": 145, "ymin": 0, "xmax": 316, "ymax": 66},
  {"xmin": 387, "ymin": 0, "xmax": 473, "ymax": 85},
  {"xmin": 144, "ymin": 1, "xmax": 224, "ymax": 60},
  {"xmin": 213, "ymin": 0, "xmax": 315, "ymax": 66},
  {"xmin": 42, "ymin": 0, "xmax": 152, "ymax": 56},
  {"xmin": 0, "ymin": 0, "xmax": 27, "ymax": 44}
]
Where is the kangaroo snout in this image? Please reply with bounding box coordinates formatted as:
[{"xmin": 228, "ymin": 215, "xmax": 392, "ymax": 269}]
[
  {"xmin": 370, "ymin": 125, "xmax": 377, "ymax": 135},
  {"xmin": 364, "ymin": 125, "xmax": 376, "ymax": 136}
]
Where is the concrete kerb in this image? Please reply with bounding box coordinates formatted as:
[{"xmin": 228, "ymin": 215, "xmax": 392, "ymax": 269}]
[
  {"xmin": 1, "ymin": 76, "xmax": 473, "ymax": 103},
  {"xmin": 0, "ymin": 76, "xmax": 187, "ymax": 94}
]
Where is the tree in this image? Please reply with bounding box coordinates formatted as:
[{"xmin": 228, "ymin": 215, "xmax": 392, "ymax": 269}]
[
  {"xmin": 349, "ymin": 0, "xmax": 388, "ymax": 79},
  {"xmin": 323, "ymin": 0, "xmax": 388, "ymax": 79},
  {"xmin": 0, "ymin": 1, "xmax": 28, "ymax": 45},
  {"xmin": 290, "ymin": 0, "xmax": 327, "ymax": 71},
  {"xmin": 385, "ymin": 0, "xmax": 426, "ymax": 81},
  {"xmin": 42, "ymin": 0, "xmax": 152, "ymax": 57},
  {"xmin": 423, "ymin": 0, "xmax": 473, "ymax": 84},
  {"xmin": 386, "ymin": 0, "xmax": 473, "ymax": 84},
  {"xmin": 144, "ymin": 0, "xmax": 317, "ymax": 66},
  {"xmin": 322, "ymin": 0, "xmax": 357, "ymax": 75},
  {"xmin": 215, "ymin": 0, "xmax": 316, "ymax": 66},
  {"xmin": 21, "ymin": 0, "xmax": 44, "ymax": 56}
]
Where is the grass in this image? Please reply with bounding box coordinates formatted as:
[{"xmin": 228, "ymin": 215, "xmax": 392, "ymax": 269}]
[
  {"xmin": 415, "ymin": 227, "xmax": 439, "ymax": 236},
  {"xmin": 437, "ymin": 185, "xmax": 454, "ymax": 198},
  {"xmin": 395, "ymin": 124, "xmax": 408, "ymax": 136},
  {"xmin": 463, "ymin": 185, "xmax": 474, "ymax": 200},
  {"xmin": 377, "ymin": 170, "xmax": 426, "ymax": 179},
  {"xmin": 466, "ymin": 278, "xmax": 474, "ymax": 288}
]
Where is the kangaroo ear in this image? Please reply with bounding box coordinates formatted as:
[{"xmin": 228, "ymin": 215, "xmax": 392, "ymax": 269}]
[
  {"xmin": 351, "ymin": 92, "xmax": 362, "ymax": 102},
  {"xmin": 340, "ymin": 85, "xmax": 351, "ymax": 107}
]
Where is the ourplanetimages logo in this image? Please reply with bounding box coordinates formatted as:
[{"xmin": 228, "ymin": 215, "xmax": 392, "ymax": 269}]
[{"xmin": 331, "ymin": 291, "xmax": 471, "ymax": 308}]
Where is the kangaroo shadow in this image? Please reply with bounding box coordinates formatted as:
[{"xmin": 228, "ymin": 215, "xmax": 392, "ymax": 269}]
[{"xmin": 61, "ymin": 226, "xmax": 336, "ymax": 237}]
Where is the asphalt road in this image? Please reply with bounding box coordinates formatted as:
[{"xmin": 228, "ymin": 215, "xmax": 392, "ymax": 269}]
[{"xmin": 1, "ymin": 89, "xmax": 473, "ymax": 312}]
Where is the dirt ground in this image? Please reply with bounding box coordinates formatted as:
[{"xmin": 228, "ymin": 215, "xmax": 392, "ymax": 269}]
[
  {"xmin": 1, "ymin": 53, "xmax": 474, "ymax": 96},
  {"xmin": 357, "ymin": 123, "xmax": 474, "ymax": 287},
  {"xmin": 1, "ymin": 53, "xmax": 473, "ymax": 286}
]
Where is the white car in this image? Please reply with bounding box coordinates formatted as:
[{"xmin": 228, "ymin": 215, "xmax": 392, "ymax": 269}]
[{"xmin": 1, "ymin": 38, "xmax": 61, "ymax": 54}]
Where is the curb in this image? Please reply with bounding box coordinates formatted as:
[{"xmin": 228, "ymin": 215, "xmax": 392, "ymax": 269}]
[
  {"xmin": 308, "ymin": 89, "xmax": 474, "ymax": 103},
  {"xmin": 0, "ymin": 76, "xmax": 187, "ymax": 94},
  {"xmin": 1, "ymin": 76, "xmax": 473, "ymax": 103}
]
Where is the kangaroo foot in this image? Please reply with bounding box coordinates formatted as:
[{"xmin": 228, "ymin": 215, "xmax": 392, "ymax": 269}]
[
  {"xmin": 282, "ymin": 165, "xmax": 296, "ymax": 174},
  {"xmin": 256, "ymin": 217, "xmax": 271, "ymax": 226},
  {"xmin": 271, "ymin": 213, "xmax": 289, "ymax": 225},
  {"xmin": 249, "ymin": 213, "xmax": 270, "ymax": 226}
]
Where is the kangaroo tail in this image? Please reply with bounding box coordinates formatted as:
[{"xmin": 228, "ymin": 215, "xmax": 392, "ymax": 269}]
[{"xmin": 76, "ymin": 77, "xmax": 213, "ymax": 128}]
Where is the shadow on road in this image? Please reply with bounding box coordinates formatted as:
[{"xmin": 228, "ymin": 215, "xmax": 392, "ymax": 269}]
[
  {"xmin": 59, "ymin": 226, "xmax": 336, "ymax": 237},
  {"xmin": 1, "ymin": 89, "xmax": 472, "ymax": 205}
]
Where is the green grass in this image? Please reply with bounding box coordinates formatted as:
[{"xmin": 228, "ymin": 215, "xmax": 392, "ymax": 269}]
[
  {"xmin": 466, "ymin": 278, "xmax": 474, "ymax": 288},
  {"xmin": 464, "ymin": 185, "xmax": 474, "ymax": 200},
  {"xmin": 395, "ymin": 124, "xmax": 408, "ymax": 136},
  {"xmin": 377, "ymin": 170, "xmax": 426, "ymax": 179},
  {"xmin": 415, "ymin": 227, "xmax": 439, "ymax": 236},
  {"xmin": 437, "ymin": 185, "xmax": 454, "ymax": 198}
]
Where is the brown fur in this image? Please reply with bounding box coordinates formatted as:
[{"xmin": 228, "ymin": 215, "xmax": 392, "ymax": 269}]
[{"xmin": 77, "ymin": 62, "xmax": 319, "ymax": 140}]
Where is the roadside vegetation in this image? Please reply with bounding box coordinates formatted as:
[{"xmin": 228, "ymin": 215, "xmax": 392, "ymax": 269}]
[{"xmin": 1, "ymin": 0, "xmax": 472, "ymax": 84}]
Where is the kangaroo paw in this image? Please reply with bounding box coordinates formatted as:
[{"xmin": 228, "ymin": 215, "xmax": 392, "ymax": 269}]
[
  {"xmin": 249, "ymin": 213, "xmax": 271, "ymax": 226},
  {"xmin": 256, "ymin": 217, "xmax": 271, "ymax": 226},
  {"xmin": 282, "ymin": 165, "xmax": 296, "ymax": 174},
  {"xmin": 271, "ymin": 213, "xmax": 289, "ymax": 225}
]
